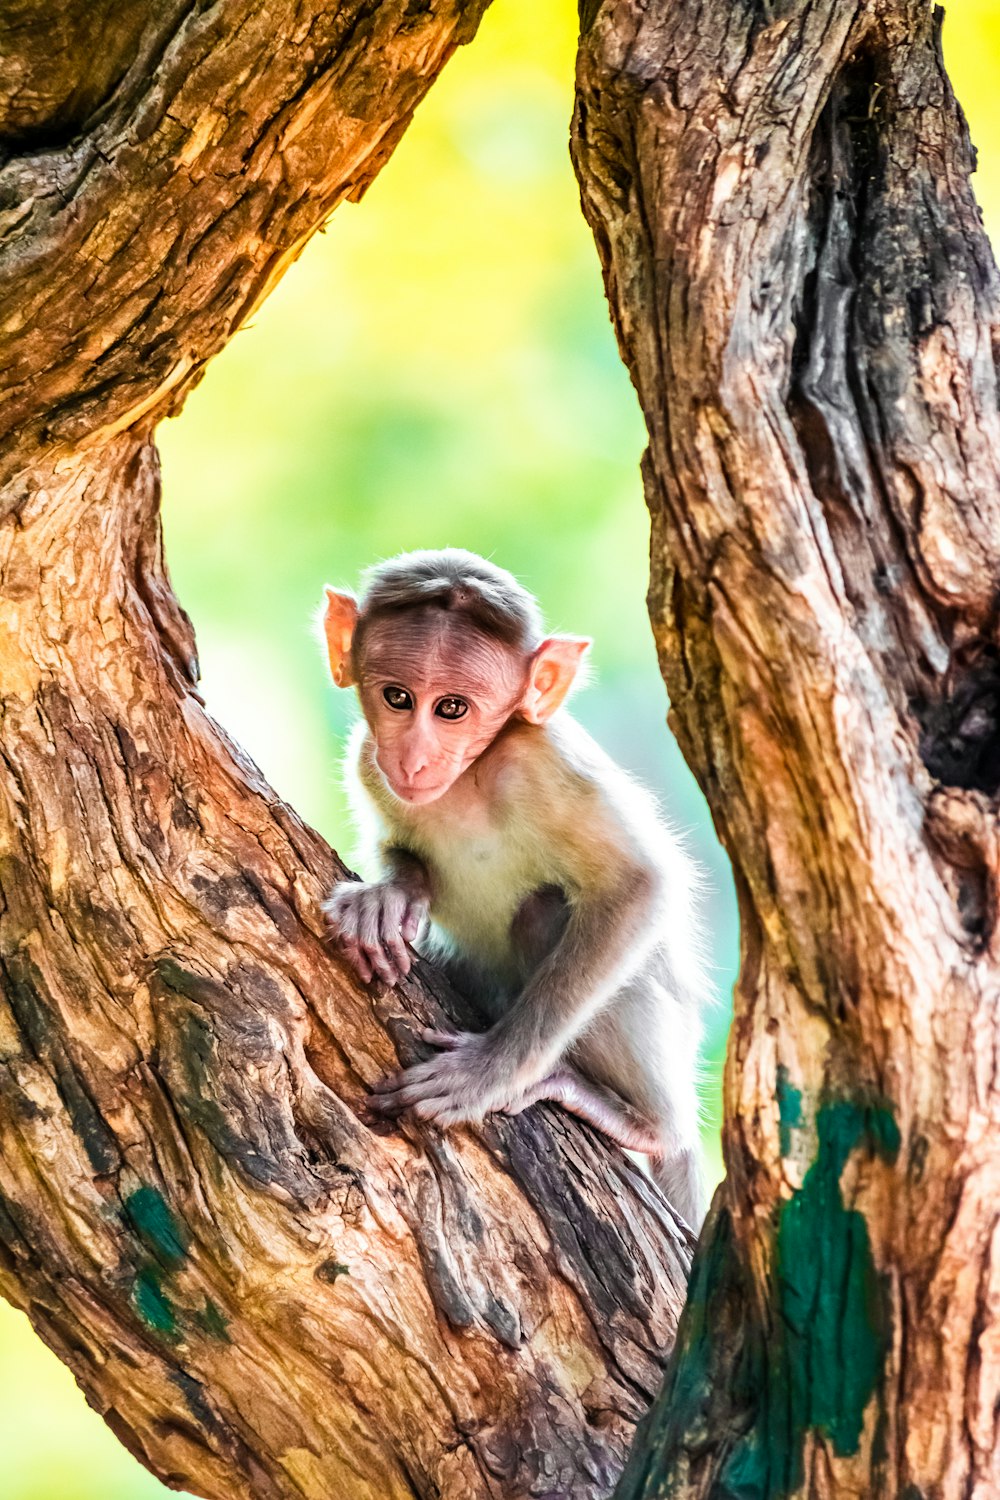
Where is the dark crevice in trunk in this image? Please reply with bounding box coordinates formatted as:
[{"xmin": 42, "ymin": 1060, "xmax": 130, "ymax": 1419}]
[
  {"xmin": 915, "ymin": 649, "xmax": 1000, "ymax": 794},
  {"xmin": 789, "ymin": 41, "xmax": 948, "ymax": 706}
]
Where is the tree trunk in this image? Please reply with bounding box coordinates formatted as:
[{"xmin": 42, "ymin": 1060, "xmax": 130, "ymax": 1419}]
[
  {"xmin": 0, "ymin": 6, "xmax": 694, "ymax": 1498},
  {"xmin": 573, "ymin": 0, "xmax": 1000, "ymax": 1495}
]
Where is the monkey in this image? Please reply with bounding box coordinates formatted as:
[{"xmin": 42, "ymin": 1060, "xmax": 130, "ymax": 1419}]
[{"xmin": 321, "ymin": 548, "xmax": 709, "ymax": 1226}]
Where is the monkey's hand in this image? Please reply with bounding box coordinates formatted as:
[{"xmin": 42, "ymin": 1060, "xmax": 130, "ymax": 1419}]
[
  {"xmin": 369, "ymin": 1028, "xmax": 524, "ymax": 1126},
  {"xmin": 323, "ymin": 880, "xmax": 428, "ymax": 987}
]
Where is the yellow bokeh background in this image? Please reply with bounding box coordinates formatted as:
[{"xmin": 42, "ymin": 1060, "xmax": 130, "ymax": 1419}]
[{"xmin": 2, "ymin": 3, "xmax": 998, "ymax": 1495}]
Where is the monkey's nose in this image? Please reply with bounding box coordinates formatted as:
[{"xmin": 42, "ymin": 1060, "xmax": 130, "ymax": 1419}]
[{"xmin": 399, "ymin": 744, "xmax": 430, "ymax": 779}]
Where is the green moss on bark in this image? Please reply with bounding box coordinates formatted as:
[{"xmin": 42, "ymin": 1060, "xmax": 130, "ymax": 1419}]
[
  {"xmin": 615, "ymin": 1096, "xmax": 900, "ymax": 1500},
  {"xmin": 124, "ymin": 1185, "xmax": 188, "ymax": 1268},
  {"xmin": 720, "ymin": 1100, "xmax": 900, "ymax": 1498}
]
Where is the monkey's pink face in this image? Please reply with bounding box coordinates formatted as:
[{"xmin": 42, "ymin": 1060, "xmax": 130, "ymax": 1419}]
[{"xmin": 357, "ymin": 616, "xmax": 527, "ymax": 805}]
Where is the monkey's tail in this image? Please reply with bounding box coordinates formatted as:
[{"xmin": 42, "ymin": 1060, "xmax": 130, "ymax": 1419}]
[{"xmin": 652, "ymin": 1147, "xmax": 706, "ymax": 1231}]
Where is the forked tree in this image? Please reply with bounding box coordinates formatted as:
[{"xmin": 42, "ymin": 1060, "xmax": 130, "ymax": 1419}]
[{"xmin": 0, "ymin": 3, "xmax": 996, "ymax": 1500}]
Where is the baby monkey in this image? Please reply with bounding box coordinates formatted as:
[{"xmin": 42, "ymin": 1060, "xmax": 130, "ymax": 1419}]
[{"xmin": 322, "ymin": 549, "xmax": 708, "ymax": 1225}]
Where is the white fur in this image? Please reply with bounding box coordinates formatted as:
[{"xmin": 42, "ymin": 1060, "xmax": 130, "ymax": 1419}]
[{"xmin": 341, "ymin": 708, "xmax": 712, "ymax": 1225}]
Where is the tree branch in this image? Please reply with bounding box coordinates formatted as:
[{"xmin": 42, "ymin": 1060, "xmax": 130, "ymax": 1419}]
[
  {"xmin": 0, "ymin": 0, "xmax": 487, "ymax": 486},
  {"xmin": 573, "ymin": 0, "xmax": 1000, "ymax": 1492},
  {"xmin": 0, "ymin": 4, "xmax": 694, "ymax": 1496}
]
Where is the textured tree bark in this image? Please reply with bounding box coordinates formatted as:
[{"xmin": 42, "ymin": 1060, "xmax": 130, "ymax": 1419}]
[
  {"xmin": 574, "ymin": 1, "xmax": 1000, "ymax": 1496},
  {"xmin": 0, "ymin": 5, "xmax": 694, "ymax": 1498}
]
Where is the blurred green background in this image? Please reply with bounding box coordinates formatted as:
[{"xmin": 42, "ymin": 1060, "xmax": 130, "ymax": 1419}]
[{"xmin": 3, "ymin": 2, "xmax": 999, "ymax": 1495}]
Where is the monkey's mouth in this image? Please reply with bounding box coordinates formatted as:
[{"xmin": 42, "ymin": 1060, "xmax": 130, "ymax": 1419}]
[{"xmin": 385, "ymin": 776, "xmax": 449, "ymax": 805}]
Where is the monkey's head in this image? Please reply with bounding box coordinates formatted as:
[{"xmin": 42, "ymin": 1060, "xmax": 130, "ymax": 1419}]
[{"xmin": 323, "ymin": 549, "xmax": 589, "ymax": 805}]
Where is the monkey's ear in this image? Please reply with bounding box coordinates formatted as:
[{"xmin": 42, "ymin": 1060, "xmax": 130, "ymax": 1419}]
[
  {"xmin": 322, "ymin": 587, "xmax": 359, "ymax": 688},
  {"xmin": 520, "ymin": 636, "xmax": 591, "ymax": 724}
]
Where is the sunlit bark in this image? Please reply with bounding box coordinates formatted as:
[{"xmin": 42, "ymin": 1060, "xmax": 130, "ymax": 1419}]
[{"xmin": 0, "ymin": 5, "xmax": 693, "ymax": 1496}]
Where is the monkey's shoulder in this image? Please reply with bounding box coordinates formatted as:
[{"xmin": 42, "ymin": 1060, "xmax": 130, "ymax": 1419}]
[
  {"xmin": 485, "ymin": 716, "xmax": 673, "ymax": 866},
  {"xmin": 488, "ymin": 714, "xmax": 638, "ymax": 804}
]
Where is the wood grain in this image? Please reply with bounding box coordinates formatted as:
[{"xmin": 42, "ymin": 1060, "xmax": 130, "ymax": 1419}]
[
  {"xmin": 573, "ymin": 1, "xmax": 1000, "ymax": 1494},
  {"xmin": 0, "ymin": 4, "xmax": 694, "ymax": 1496}
]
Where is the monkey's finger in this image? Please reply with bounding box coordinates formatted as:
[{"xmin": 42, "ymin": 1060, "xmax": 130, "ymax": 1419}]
[
  {"xmin": 338, "ymin": 938, "xmax": 374, "ymax": 986},
  {"xmin": 360, "ymin": 941, "xmax": 402, "ymax": 988},
  {"xmin": 367, "ymin": 1087, "xmax": 442, "ymax": 1116},
  {"xmin": 379, "ymin": 1056, "xmax": 444, "ymax": 1089},
  {"xmin": 409, "ymin": 1097, "xmax": 464, "ymax": 1123},
  {"xmin": 323, "ymin": 913, "xmax": 348, "ymax": 944},
  {"xmin": 354, "ymin": 896, "xmax": 398, "ymax": 985},
  {"xmin": 369, "ymin": 1072, "xmax": 404, "ymax": 1095},
  {"xmin": 329, "ymin": 910, "xmax": 363, "ymax": 951},
  {"xmin": 324, "ymin": 890, "xmax": 360, "ymax": 926},
  {"xmin": 370, "ymin": 1067, "xmax": 451, "ymax": 1099},
  {"xmin": 365, "ymin": 1091, "xmax": 407, "ymax": 1116},
  {"xmin": 365, "ymin": 1073, "xmax": 419, "ymax": 1111},
  {"xmin": 379, "ymin": 920, "xmax": 411, "ymax": 980},
  {"xmin": 429, "ymin": 1103, "xmax": 486, "ymax": 1127},
  {"xmin": 402, "ymin": 904, "xmax": 425, "ymax": 944},
  {"xmin": 420, "ymin": 1028, "xmax": 462, "ymax": 1050},
  {"xmin": 369, "ymin": 1071, "xmax": 448, "ymax": 1111}
]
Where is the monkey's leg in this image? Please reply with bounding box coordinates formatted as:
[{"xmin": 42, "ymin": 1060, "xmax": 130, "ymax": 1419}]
[
  {"xmin": 420, "ymin": 1029, "xmax": 662, "ymax": 1153},
  {"xmin": 504, "ymin": 1067, "xmax": 662, "ymax": 1155},
  {"xmin": 508, "ymin": 1065, "xmax": 705, "ymax": 1228}
]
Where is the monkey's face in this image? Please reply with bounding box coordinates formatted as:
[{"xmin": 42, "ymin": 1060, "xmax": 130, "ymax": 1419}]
[{"xmin": 357, "ymin": 614, "xmax": 527, "ymax": 805}]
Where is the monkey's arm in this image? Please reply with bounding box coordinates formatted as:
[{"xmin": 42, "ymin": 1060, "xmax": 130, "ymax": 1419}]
[
  {"xmin": 324, "ymin": 845, "xmax": 431, "ymax": 987},
  {"xmin": 493, "ymin": 862, "xmax": 662, "ymax": 1069},
  {"xmin": 370, "ymin": 858, "xmax": 663, "ymax": 1124}
]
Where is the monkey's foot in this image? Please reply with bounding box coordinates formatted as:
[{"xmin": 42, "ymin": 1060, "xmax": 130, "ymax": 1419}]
[
  {"xmin": 367, "ymin": 1027, "xmax": 515, "ymax": 1125},
  {"xmin": 504, "ymin": 1068, "xmax": 662, "ymax": 1156}
]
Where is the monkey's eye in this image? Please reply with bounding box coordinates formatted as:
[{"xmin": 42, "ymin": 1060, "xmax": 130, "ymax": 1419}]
[
  {"xmin": 382, "ymin": 686, "xmax": 413, "ymax": 711},
  {"xmin": 435, "ymin": 697, "xmax": 469, "ymax": 721}
]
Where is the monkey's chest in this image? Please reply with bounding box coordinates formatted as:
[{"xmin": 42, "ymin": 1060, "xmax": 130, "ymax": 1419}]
[{"xmin": 421, "ymin": 829, "xmax": 553, "ymax": 969}]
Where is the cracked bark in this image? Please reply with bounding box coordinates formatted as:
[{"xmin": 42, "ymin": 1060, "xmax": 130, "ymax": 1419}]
[
  {"xmin": 0, "ymin": 4, "xmax": 693, "ymax": 1498},
  {"xmin": 573, "ymin": 1, "xmax": 1000, "ymax": 1496}
]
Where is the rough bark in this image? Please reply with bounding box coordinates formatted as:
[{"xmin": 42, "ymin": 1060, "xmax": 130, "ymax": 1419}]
[
  {"xmin": 573, "ymin": 1, "xmax": 1000, "ymax": 1496},
  {"xmin": 0, "ymin": 5, "xmax": 694, "ymax": 1498}
]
